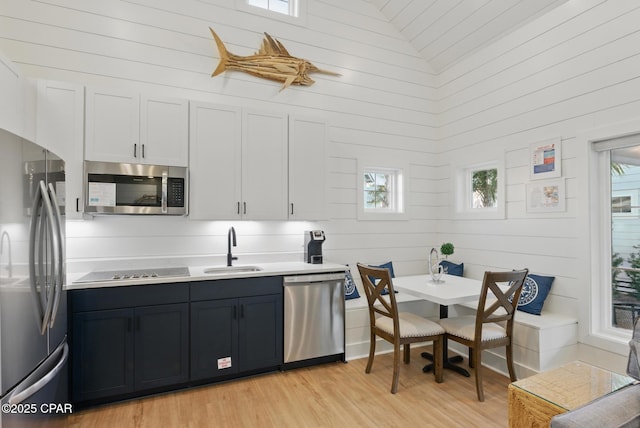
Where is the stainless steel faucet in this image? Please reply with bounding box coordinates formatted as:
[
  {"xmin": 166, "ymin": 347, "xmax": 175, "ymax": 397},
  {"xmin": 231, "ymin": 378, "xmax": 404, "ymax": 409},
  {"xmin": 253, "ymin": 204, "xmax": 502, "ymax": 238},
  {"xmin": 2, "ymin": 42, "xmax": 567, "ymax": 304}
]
[
  {"xmin": 227, "ymin": 227, "xmax": 237, "ymax": 267},
  {"xmin": 0, "ymin": 231, "xmax": 12, "ymax": 278}
]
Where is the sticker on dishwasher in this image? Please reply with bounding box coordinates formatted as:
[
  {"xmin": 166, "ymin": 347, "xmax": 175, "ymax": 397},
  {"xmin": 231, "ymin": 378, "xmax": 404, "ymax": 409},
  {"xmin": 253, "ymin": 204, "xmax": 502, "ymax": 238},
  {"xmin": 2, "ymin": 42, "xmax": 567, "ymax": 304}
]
[{"xmin": 218, "ymin": 357, "xmax": 232, "ymax": 369}]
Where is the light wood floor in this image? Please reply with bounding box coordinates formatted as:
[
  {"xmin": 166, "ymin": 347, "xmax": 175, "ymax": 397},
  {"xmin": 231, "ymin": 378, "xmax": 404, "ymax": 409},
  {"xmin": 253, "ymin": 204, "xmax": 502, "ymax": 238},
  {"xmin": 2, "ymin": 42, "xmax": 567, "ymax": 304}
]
[{"xmin": 66, "ymin": 347, "xmax": 511, "ymax": 427}]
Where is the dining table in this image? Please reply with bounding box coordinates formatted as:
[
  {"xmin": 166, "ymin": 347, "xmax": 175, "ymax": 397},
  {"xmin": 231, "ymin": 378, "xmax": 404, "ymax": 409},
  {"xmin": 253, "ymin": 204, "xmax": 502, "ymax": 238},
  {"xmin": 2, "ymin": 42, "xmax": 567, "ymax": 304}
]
[{"xmin": 392, "ymin": 273, "xmax": 483, "ymax": 377}]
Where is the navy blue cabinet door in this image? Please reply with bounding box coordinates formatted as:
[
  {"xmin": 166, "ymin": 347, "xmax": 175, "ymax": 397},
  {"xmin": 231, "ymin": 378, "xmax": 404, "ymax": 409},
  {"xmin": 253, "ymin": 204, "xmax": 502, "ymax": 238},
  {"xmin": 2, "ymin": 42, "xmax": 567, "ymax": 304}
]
[
  {"xmin": 71, "ymin": 308, "xmax": 134, "ymax": 402},
  {"xmin": 134, "ymin": 303, "xmax": 189, "ymax": 390},
  {"xmin": 190, "ymin": 299, "xmax": 239, "ymax": 380},
  {"xmin": 238, "ymin": 294, "xmax": 282, "ymax": 372}
]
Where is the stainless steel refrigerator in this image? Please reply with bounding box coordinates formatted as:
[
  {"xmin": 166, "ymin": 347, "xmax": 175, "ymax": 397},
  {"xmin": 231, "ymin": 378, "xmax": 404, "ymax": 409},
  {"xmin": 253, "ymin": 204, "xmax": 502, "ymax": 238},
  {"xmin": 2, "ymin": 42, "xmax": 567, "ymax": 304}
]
[{"xmin": 0, "ymin": 129, "xmax": 68, "ymax": 427}]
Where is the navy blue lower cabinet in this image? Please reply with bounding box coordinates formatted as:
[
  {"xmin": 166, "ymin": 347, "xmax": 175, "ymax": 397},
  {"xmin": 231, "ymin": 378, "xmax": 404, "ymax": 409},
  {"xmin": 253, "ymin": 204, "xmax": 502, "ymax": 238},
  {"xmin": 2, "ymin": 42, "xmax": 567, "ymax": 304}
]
[
  {"xmin": 69, "ymin": 283, "xmax": 190, "ymax": 405},
  {"xmin": 69, "ymin": 278, "xmax": 283, "ymax": 406},
  {"xmin": 189, "ymin": 277, "xmax": 283, "ymax": 382},
  {"xmin": 190, "ymin": 294, "xmax": 282, "ymax": 381}
]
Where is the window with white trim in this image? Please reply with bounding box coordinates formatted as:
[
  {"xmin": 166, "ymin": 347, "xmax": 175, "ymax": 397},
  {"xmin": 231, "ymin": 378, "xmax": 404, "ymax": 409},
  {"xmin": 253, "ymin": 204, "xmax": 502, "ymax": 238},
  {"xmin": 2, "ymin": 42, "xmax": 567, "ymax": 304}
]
[
  {"xmin": 364, "ymin": 169, "xmax": 399, "ymax": 212},
  {"xmin": 594, "ymin": 136, "xmax": 640, "ymax": 332},
  {"xmin": 452, "ymin": 158, "xmax": 505, "ymax": 219},
  {"xmin": 237, "ymin": 0, "xmax": 306, "ymax": 24},
  {"xmin": 357, "ymin": 162, "xmax": 407, "ymax": 220},
  {"xmin": 248, "ymin": 0, "xmax": 295, "ymax": 16}
]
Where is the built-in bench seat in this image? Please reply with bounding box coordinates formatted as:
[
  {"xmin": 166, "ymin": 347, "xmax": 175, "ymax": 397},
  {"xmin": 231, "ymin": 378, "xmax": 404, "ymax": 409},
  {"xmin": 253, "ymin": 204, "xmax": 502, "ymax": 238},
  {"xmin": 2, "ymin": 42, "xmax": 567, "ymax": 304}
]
[
  {"xmin": 450, "ymin": 301, "xmax": 578, "ymax": 377},
  {"xmin": 344, "ymin": 290, "xmax": 578, "ymax": 378}
]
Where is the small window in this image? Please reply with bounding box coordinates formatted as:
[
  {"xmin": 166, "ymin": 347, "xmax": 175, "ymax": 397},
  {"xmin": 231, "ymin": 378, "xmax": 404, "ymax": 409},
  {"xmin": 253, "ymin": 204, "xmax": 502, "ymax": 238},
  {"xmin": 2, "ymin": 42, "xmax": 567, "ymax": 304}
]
[
  {"xmin": 452, "ymin": 158, "xmax": 505, "ymax": 219},
  {"xmin": 248, "ymin": 0, "xmax": 295, "ymax": 16},
  {"xmin": 237, "ymin": 0, "xmax": 306, "ymax": 24},
  {"xmin": 364, "ymin": 169, "xmax": 398, "ymax": 211},
  {"xmin": 357, "ymin": 161, "xmax": 408, "ymax": 220},
  {"xmin": 611, "ymin": 189, "xmax": 640, "ymax": 217},
  {"xmin": 612, "ymin": 195, "xmax": 631, "ymax": 213}
]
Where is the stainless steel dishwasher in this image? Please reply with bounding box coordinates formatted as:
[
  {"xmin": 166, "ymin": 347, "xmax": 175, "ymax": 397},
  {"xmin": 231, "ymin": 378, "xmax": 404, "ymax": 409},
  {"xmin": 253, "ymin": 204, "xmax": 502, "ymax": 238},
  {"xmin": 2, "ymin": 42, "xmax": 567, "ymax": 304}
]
[{"xmin": 283, "ymin": 272, "xmax": 345, "ymax": 368}]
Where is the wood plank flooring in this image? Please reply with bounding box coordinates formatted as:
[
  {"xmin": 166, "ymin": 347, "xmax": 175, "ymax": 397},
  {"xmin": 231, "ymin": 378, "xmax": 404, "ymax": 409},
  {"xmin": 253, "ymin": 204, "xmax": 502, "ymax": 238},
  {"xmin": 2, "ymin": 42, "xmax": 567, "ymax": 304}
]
[{"xmin": 66, "ymin": 347, "xmax": 511, "ymax": 427}]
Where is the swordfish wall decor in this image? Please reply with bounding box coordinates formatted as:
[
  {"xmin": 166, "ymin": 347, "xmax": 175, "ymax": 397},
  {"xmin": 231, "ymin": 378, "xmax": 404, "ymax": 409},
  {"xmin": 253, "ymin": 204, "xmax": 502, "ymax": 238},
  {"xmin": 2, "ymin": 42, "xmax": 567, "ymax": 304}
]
[{"xmin": 209, "ymin": 27, "xmax": 340, "ymax": 91}]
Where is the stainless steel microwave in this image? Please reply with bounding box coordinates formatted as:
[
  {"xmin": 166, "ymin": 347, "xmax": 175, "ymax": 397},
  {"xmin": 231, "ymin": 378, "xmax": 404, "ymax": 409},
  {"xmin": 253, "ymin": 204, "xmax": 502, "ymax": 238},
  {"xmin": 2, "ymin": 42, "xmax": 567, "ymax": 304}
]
[{"xmin": 84, "ymin": 161, "xmax": 188, "ymax": 215}]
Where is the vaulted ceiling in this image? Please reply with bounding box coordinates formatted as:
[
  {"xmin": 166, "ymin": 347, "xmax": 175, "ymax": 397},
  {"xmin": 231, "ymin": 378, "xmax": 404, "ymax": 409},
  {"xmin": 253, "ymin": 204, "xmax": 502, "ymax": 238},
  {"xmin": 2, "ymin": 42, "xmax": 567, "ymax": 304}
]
[{"xmin": 369, "ymin": 0, "xmax": 569, "ymax": 72}]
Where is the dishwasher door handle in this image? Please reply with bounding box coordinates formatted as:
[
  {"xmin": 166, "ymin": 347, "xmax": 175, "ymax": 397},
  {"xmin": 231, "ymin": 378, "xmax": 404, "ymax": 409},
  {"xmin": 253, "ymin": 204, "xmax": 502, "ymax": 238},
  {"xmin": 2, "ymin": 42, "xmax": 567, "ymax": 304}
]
[{"xmin": 284, "ymin": 272, "xmax": 345, "ymax": 284}]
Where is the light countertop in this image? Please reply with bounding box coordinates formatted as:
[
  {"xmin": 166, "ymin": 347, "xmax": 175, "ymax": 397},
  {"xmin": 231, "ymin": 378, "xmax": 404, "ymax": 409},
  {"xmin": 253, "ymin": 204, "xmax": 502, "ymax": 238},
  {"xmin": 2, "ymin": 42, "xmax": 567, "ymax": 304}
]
[{"xmin": 65, "ymin": 261, "xmax": 347, "ymax": 290}]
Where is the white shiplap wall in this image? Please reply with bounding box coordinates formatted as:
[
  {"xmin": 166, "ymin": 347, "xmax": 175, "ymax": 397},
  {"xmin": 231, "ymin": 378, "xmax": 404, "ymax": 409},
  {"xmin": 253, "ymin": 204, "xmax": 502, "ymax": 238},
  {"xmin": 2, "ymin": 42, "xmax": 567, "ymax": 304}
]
[
  {"xmin": 435, "ymin": 0, "xmax": 640, "ymax": 369},
  {"xmin": 0, "ymin": 0, "xmax": 440, "ymax": 275}
]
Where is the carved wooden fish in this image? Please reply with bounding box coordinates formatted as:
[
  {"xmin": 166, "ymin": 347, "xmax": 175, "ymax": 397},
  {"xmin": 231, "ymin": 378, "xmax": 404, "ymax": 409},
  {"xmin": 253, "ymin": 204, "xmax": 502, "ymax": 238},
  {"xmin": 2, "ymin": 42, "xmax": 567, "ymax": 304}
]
[{"xmin": 209, "ymin": 27, "xmax": 340, "ymax": 91}]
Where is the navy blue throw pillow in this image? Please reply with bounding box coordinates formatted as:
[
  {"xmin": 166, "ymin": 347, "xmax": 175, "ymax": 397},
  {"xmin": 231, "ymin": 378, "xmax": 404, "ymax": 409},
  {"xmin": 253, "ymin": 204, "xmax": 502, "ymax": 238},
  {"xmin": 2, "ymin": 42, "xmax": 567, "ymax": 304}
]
[
  {"xmin": 370, "ymin": 261, "xmax": 396, "ymax": 295},
  {"xmin": 344, "ymin": 269, "xmax": 360, "ymax": 300},
  {"xmin": 439, "ymin": 260, "xmax": 463, "ymax": 277},
  {"xmin": 516, "ymin": 274, "xmax": 554, "ymax": 315}
]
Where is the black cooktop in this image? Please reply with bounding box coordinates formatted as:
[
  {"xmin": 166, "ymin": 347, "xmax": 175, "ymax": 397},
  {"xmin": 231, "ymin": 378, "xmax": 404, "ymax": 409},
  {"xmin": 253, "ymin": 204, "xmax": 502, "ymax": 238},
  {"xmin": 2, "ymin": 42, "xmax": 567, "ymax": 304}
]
[{"xmin": 73, "ymin": 266, "xmax": 190, "ymax": 283}]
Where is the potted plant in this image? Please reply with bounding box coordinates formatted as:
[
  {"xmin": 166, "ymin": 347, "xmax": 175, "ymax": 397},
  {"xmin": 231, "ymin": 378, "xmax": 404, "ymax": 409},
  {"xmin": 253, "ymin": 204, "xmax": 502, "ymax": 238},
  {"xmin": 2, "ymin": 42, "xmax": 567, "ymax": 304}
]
[{"xmin": 440, "ymin": 242, "xmax": 454, "ymax": 259}]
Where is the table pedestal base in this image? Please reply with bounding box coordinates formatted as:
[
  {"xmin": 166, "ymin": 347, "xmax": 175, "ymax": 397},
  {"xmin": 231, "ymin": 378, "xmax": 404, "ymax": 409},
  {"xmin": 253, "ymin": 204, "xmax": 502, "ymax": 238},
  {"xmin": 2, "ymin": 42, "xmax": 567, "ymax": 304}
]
[{"xmin": 421, "ymin": 351, "xmax": 470, "ymax": 377}]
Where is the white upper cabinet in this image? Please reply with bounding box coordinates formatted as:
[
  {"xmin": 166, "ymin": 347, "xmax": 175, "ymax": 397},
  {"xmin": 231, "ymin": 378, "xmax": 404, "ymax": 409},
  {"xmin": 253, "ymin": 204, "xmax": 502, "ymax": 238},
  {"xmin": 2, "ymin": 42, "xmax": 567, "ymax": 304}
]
[
  {"xmin": 85, "ymin": 87, "xmax": 140, "ymax": 163},
  {"xmin": 188, "ymin": 103, "xmax": 288, "ymax": 220},
  {"xmin": 288, "ymin": 116, "xmax": 327, "ymax": 220},
  {"xmin": 140, "ymin": 95, "xmax": 188, "ymax": 166},
  {"xmin": 189, "ymin": 101, "xmax": 242, "ymax": 220},
  {"xmin": 85, "ymin": 87, "xmax": 188, "ymax": 166},
  {"xmin": 36, "ymin": 80, "xmax": 85, "ymax": 219},
  {"xmin": 0, "ymin": 52, "xmax": 26, "ymax": 138},
  {"xmin": 241, "ymin": 109, "xmax": 288, "ymax": 220}
]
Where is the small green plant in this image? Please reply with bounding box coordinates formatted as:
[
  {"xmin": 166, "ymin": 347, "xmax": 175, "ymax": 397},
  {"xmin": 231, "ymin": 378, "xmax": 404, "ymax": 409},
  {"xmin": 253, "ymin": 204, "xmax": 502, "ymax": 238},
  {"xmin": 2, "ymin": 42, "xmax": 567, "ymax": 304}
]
[{"xmin": 440, "ymin": 242, "xmax": 454, "ymax": 258}]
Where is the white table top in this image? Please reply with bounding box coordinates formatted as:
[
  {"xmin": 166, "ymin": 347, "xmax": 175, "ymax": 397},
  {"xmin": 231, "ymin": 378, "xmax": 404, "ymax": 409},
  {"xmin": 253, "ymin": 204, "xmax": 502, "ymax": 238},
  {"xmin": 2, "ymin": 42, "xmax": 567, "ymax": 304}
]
[{"xmin": 392, "ymin": 274, "xmax": 482, "ymax": 307}]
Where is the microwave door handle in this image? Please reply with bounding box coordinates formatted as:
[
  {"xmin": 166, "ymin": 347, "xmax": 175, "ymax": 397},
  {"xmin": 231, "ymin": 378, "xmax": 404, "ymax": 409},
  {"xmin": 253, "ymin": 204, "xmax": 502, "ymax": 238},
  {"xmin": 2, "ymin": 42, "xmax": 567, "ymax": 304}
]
[
  {"xmin": 161, "ymin": 171, "xmax": 168, "ymax": 214},
  {"xmin": 28, "ymin": 181, "xmax": 46, "ymax": 334},
  {"xmin": 47, "ymin": 182, "xmax": 65, "ymax": 328}
]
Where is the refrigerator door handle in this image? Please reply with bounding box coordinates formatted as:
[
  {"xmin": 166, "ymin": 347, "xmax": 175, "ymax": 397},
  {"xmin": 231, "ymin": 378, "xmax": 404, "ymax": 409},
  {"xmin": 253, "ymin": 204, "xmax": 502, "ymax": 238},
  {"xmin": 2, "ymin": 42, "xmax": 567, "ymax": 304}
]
[
  {"xmin": 38, "ymin": 181, "xmax": 60, "ymax": 333},
  {"xmin": 7, "ymin": 340, "xmax": 68, "ymax": 405},
  {"xmin": 28, "ymin": 181, "xmax": 46, "ymax": 334},
  {"xmin": 47, "ymin": 182, "xmax": 65, "ymax": 328},
  {"xmin": 28, "ymin": 180, "xmax": 61, "ymax": 335}
]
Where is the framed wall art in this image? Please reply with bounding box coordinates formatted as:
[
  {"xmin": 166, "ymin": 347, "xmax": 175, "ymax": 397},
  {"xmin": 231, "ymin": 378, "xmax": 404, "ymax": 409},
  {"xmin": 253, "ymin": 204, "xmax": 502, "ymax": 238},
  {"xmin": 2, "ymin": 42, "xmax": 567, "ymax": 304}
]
[
  {"xmin": 526, "ymin": 178, "xmax": 566, "ymax": 213},
  {"xmin": 529, "ymin": 138, "xmax": 561, "ymax": 180}
]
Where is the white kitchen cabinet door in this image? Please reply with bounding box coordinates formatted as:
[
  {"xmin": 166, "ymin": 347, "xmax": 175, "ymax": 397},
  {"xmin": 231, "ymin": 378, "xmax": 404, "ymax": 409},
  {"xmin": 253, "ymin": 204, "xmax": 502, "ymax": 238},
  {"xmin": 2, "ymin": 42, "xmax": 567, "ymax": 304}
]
[
  {"xmin": 36, "ymin": 80, "xmax": 85, "ymax": 219},
  {"xmin": 241, "ymin": 110, "xmax": 288, "ymax": 220},
  {"xmin": 140, "ymin": 95, "xmax": 188, "ymax": 166},
  {"xmin": 189, "ymin": 101, "xmax": 242, "ymax": 220},
  {"xmin": 85, "ymin": 87, "xmax": 140, "ymax": 163},
  {"xmin": 288, "ymin": 116, "xmax": 327, "ymax": 220},
  {"xmin": 0, "ymin": 52, "xmax": 25, "ymax": 138}
]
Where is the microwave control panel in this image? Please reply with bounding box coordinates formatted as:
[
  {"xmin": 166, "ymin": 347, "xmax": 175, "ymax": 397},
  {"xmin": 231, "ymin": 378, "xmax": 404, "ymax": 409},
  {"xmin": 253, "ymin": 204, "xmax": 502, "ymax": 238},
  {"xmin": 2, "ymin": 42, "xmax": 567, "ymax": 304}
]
[{"xmin": 167, "ymin": 178, "xmax": 185, "ymax": 207}]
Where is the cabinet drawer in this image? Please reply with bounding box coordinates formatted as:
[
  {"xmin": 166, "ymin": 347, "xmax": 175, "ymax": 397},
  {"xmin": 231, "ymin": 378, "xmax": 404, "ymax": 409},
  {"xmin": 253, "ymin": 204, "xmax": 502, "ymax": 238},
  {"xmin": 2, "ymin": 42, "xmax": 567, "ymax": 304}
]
[
  {"xmin": 70, "ymin": 282, "xmax": 189, "ymax": 312},
  {"xmin": 190, "ymin": 276, "xmax": 282, "ymax": 301}
]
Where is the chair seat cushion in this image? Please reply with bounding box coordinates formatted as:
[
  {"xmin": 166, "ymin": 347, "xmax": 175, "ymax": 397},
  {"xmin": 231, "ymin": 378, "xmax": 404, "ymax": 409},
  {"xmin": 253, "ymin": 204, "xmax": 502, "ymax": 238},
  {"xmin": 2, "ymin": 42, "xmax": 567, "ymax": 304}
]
[
  {"xmin": 439, "ymin": 316, "xmax": 507, "ymax": 341},
  {"xmin": 376, "ymin": 312, "xmax": 445, "ymax": 338}
]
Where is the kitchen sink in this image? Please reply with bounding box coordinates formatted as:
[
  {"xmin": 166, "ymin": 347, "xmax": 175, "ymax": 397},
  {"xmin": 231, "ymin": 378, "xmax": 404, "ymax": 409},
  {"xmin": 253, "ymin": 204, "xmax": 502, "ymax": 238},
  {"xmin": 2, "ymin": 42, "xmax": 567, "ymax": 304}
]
[{"xmin": 203, "ymin": 265, "xmax": 263, "ymax": 275}]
